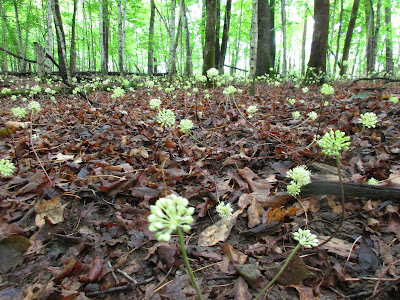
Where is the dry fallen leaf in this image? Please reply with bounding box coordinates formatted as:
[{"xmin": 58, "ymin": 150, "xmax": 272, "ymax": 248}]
[
  {"xmin": 198, "ymin": 209, "xmax": 243, "ymax": 247},
  {"xmin": 35, "ymin": 197, "xmax": 67, "ymax": 227}
]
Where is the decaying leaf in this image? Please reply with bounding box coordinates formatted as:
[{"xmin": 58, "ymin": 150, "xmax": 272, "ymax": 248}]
[
  {"xmin": 35, "ymin": 197, "xmax": 67, "ymax": 227},
  {"xmin": 0, "ymin": 235, "xmax": 31, "ymax": 273},
  {"xmin": 198, "ymin": 209, "xmax": 243, "ymax": 246}
]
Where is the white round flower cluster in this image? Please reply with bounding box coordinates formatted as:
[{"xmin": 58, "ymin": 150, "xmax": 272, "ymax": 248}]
[
  {"xmin": 179, "ymin": 119, "xmax": 194, "ymax": 133},
  {"xmin": 148, "ymin": 194, "xmax": 195, "ymax": 241},
  {"xmin": 216, "ymin": 202, "xmax": 233, "ymax": 220},
  {"xmin": 156, "ymin": 109, "xmax": 176, "ymax": 128},
  {"xmin": 0, "ymin": 159, "xmax": 15, "ymax": 177},
  {"xmin": 359, "ymin": 112, "xmax": 378, "ymax": 128},
  {"xmin": 292, "ymin": 228, "xmax": 319, "ymax": 248}
]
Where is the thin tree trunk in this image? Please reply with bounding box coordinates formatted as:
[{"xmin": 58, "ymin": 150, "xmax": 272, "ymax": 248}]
[
  {"xmin": 22, "ymin": 0, "xmax": 33, "ymax": 72},
  {"xmin": 327, "ymin": 0, "xmax": 337, "ymax": 75},
  {"xmin": 70, "ymin": 0, "xmax": 78, "ymax": 73},
  {"xmin": 231, "ymin": 0, "xmax": 243, "ymax": 75},
  {"xmin": 51, "ymin": 0, "xmax": 71, "ymax": 83},
  {"xmin": 117, "ymin": 0, "xmax": 127, "ymax": 75},
  {"xmin": 256, "ymin": 0, "xmax": 275, "ymax": 76},
  {"xmin": 168, "ymin": 0, "xmax": 177, "ymax": 79},
  {"xmin": 214, "ymin": 0, "xmax": 221, "ymax": 69},
  {"xmin": 148, "ymin": 0, "xmax": 155, "ymax": 75},
  {"xmin": 0, "ymin": 0, "xmax": 7, "ymax": 73},
  {"xmin": 385, "ymin": 3, "xmax": 393, "ymax": 73},
  {"xmin": 301, "ymin": 8, "xmax": 308, "ymax": 75},
  {"xmin": 333, "ymin": 0, "xmax": 344, "ymax": 75},
  {"xmin": 47, "ymin": 0, "xmax": 53, "ymax": 72},
  {"xmin": 281, "ymin": 0, "xmax": 287, "ymax": 76},
  {"xmin": 13, "ymin": 0, "xmax": 25, "ymax": 72},
  {"xmin": 365, "ymin": 1, "xmax": 375, "ymax": 74},
  {"xmin": 218, "ymin": 0, "xmax": 232, "ymax": 73},
  {"xmin": 339, "ymin": 0, "xmax": 359, "ymax": 76},
  {"xmin": 100, "ymin": 0, "xmax": 109, "ymax": 74},
  {"xmin": 181, "ymin": 0, "xmax": 192, "ymax": 76},
  {"xmin": 249, "ymin": 0, "xmax": 258, "ymax": 96},
  {"xmin": 372, "ymin": 0, "xmax": 381, "ymax": 72}
]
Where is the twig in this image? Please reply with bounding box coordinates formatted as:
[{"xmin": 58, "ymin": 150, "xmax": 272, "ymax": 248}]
[{"xmin": 85, "ymin": 277, "xmax": 153, "ymax": 297}]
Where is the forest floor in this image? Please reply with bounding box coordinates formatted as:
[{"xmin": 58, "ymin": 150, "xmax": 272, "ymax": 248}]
[{"xmin": 0, "ymin": 75, "xmax": 400, "ymax": 300}]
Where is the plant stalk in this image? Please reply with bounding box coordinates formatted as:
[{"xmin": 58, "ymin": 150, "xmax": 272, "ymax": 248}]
[
  {"xmin": 255, "ymin": 243, "xmax": 301, "ymax": 300},
  {"xmin": 177, "ymin": 227, "xmax": 203, "ymax": 300}
]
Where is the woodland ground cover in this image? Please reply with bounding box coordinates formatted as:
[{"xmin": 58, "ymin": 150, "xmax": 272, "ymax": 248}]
[{"xmin": 0, "ymin": 74, "xmax": 400, "ymax": 299}]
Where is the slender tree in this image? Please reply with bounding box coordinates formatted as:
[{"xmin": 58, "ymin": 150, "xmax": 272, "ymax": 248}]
[
  {"xmin": 281, "ymin": 0, "xmax": 287, "ymax": 76},
  {"xmin": 217, "ymin": 0, "xmax": 232, "ymax": 73},
  {"xmin": 117, "ymin": 0, "xmax": 127, "ymax": 74},
  {"xmin": 168, "ymin": 0, "xmax": 177, "ymax": 78},
  {"xmin": 0, "ymin": 0, "xmax": 7, "ymax": 72},
  {"xmin": 148, "ymin": 0, "xmax": 155, "ymax": 75},
  {"xmin": 181, "ymin": 0, "xmax": 192, "ymax": 76},
  {"xmin": 70, "ymin": 0, "xmax": 78, "ymax": 73},
  {"xmin": 203, "ymin": 0, "xmax": 217, "ymax": 75},
  {"xmin": 333, "ymin": 0, "xmax": 344, "ymax": 75},
  {"xmin": 99, "ymin": 0, "xmax": 109, "ymax": 74},
  {"xmin": 385, "ymin": 2, "xmax": 393, "ymax": 73},
  {"xmin": 301, "ymin": 7, "xmax": 308, "ymax": 75},
  {"xmin": 340, "ymin": 0, "xmax": 360, "ymax": 76},
  {"xmin": 13, "ymin": 0, "xmax": 25, "ymax": 72},
  {"xmin": 304, "ymin": 0, "xmax": 330, "ymax": 84},
  {"xmin": 249, "ymin": 0, "xmax": 258, "ymax": 96}
]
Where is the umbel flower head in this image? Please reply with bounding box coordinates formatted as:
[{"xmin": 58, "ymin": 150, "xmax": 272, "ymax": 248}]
[
  {"xmin": 292, "ymin": 228, "xmax": 319, "ymax": 248},
  {"xmin": 216, "ymin": 202, "xmax": 233, "ymax": 220},
  {"xmin": 307, "ymin": 111, "xmax": 318, "ymax": 121},
  {"xmin": 318, "ymin": 130, "xmax": 351, "ymax": 157},
  {"xmin": 292, "ymin": 111, "xmax": 301, "ymax": 120},
  {"xmin": 223, "ymin": 85, "xmax": 237, "ymax": 95},
  {"xmin": 27, "ymin": 101, "xmax": 41, "ymax": 113},
  {"xmin": 0, "ymin": 159, "xmax": 15, "ymax": 177},
  {"xmin": 206, "ymin": 67, "xmax": 219, "ymax": 78},
  {"xmin": 179, "ymin": 119, "xmax": 194, "ymax": 133},
  {"xmin": 246, "ymin": 105, "xmax": 258, "ymax": 118},
  {"xmin": 157, "ymin": 109, "xmax": 176, "ymax": 128},
  {"xmin": 286, "ymin": 165, "xmax": 311, "ymax": 197},
  {"xmin": 11, "ymin": 107, "xmax": 27, "ymax": 118},
  {"xmin": 359, "ymin": 112, "xmax": 378, "ymax": 128},
  {"xmin": 320, "ymin": 83, "xmax": 334, "ymax": 95},
  {"xmin": 148, "ymin": 194, "xmax": 195, "ymax": 241},
  {"xmin": 149, "ymin": 98, "xmax": 162, "ymax": 110}
]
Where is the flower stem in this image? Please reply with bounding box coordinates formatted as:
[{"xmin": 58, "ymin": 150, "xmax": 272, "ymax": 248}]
[
  {"xmin": 317, "ymin": 153, "xmax": 345, "ymax": 247},
  {"xmin": 255, "ymin": 243, "xmax": 301, "ymax": 300},
  {"xmin": 176, "ymin": 227, "xmax": 203, "ymax": 300}
]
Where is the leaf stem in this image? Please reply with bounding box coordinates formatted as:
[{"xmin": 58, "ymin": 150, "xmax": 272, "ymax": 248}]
[{"xmin": 176, "ymin": 227, "xmax": 203, "ymax": 300}]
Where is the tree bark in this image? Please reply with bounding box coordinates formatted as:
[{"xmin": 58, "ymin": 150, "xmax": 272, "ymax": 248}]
[
  {"xmin": 385, "ymin": 3, "xmax": 393, "ymax": 73},
  {"xmin": 365, "ymin": 0, "xmax": 375, "ymax": 74},
  {"xmin": 0, "ymin": 0, "xmax": 7, "ymax": 72},
  {"xmin": 203, "ymin": 0, "xmax": 217, "ymax": 76},
  {"xmin": 13, "ymin": 0, "xmax": 25, "ymax": 72},
  {"xmin": 181, "ymin": 0, "xmax": 192, "ymax": 76},
  {"xmin": 333, "ymin": 0, "xmax": 344, "ymax": 75},
  {"xmin": 218, "ymin": 0, "xmax": 232, "ymax": 73},
  {"xmin": 248, "ymin": 0, "xmax": 258, "ymax": 96},
  {"xmin": 168, "ymin": 0, "xmax": 177, "ymax": 79},
  {"xmin": 339, "ymin": 0, "xmax": 360, "ymax": 76},
  {"xmin": 256, "ymin": 0, "xmax": 275, "ymax": 77},
  {"xmin": 117, "ymin": 0, "xmax": 127, "ymax": 75},
  {"xmin": 70, "ymin": 0, "xmax": 78, "ymax": 73},
  {"xmin": 147, "ymin": 0, "xmax": 155, "ymax": 75},
  {"xmin": 304, "ymin": 0, "xmax": 330, "ymax": 84},
  {"xmin": 230, "ymin": 0, "xmax": 243, "ymax": 76},
  {"xmin": 51, "ymin": 0, "xmax": 71, "ymax": 83},
  {"xmin": 99, "ymin": 0, "xmax": 109, "ymax": 74}
]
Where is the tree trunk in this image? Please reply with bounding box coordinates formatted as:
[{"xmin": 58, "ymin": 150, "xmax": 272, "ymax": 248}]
[
  {"xmin": 248, "ymin": 0, "xmax": 258, "ymax": 96},
  {"xmin": 281, "ymin": 0, "xmax": 287, "ymax": 76},
  {"xmin": 22, "ymin": 0, "xmax": 33, "ymax": 72},
  {"xmin": 0, "ymin": 0, "xmax": 7, "ymax": 73},
  {"xmin": 327, "ymin": 0, "xmax": 337, "ymax": 76},
  {"xmin": 203, "ymin": 0, "xmax": 217, "ymax": 76},
  {"xmin": 117, "ymin": 0, "xmax": 127, "ymax": 75},
  {"xmin": 218, "ymin": 0, "xmax": 232, "ymax": 73},
  {"xmin": 13, "ymin": 0, "xmax": 25, "ymax": 72},
  {"xmin": 51, "ymin": 0, "xmax": 71, "ymax": 83},
  {"xmin": 99, "ymin": 0, "xmax": 109, "ymax": 74},
  {"xmin": 304, "ymin": 0, "xmax": 330, "ymax": 84},
  {"xmin": 339, "ymin": 0, "xmax": 359, "ymax": 76},
  {"xmin": 333, "ymin": 0, "xmax": 344, "ymax": 75},
  {"xmin": 168, "ymin": 0, "xmax": 177, "ymax": 78},
  {"xmin": 385, "ymin": 3, "xmax": 393, "ymax": 73},
  {"xmin": 230, "ymin": 0, "xmax": 243, "ymax": 76},
  {"xmin": 301, "ymin": 7, "xmax": 308, "ymax": 75},
  {"xmin": 147, "ymin": 0, "xmax": 155, "ymax": 75},
  {"xmin": 46, "ymin": 0, "xmax": 53, "ymax": 72},
  {"xmin": 365, "ymin": 1, "xmax": 375, "ymax": 74},
  {"xmin": 181, "ymin": 0, "xmax": 192, "ymax": 76},
  {"xmin": 372, "ymin": 0, "xmax": 381, "ymax": 72},
  {"xmin": 256, "ymin": 0, "xmax": 275, "ymax": 76},
  {"xmin": 214, "ymin": 1, "xmax": 221, "ymax": 69},
  {"xmin": 70, "ymin": 0, "xmax": 78, "ymax": 73}
]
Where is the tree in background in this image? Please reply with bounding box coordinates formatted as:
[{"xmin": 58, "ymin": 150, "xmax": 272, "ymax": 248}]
[
  {"xmin": 256, "ymin": 0, "xmax": 275, "ymax": 77},
  {"xmin": 304, "ymin": 0, "xmax": 329, "ymax": 84},
  {"xmin": 203, "ymin": 0, "xmax": 217, "ymax": 75}
]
